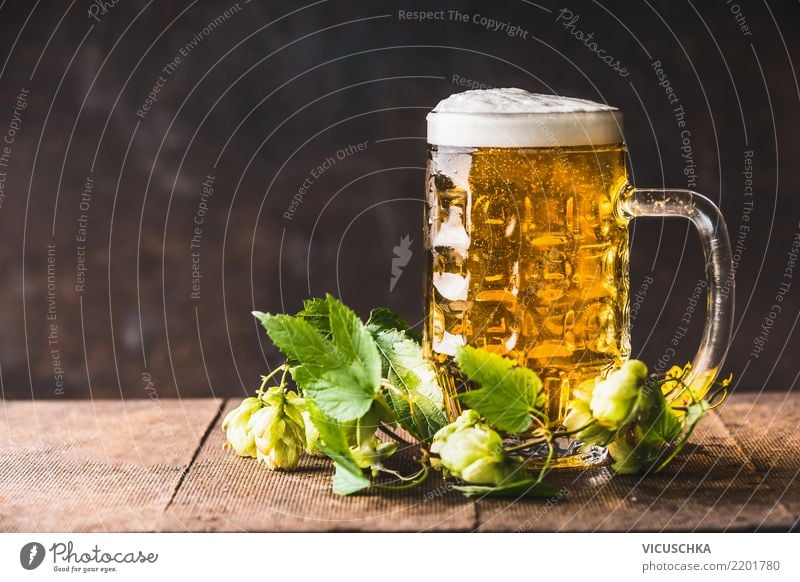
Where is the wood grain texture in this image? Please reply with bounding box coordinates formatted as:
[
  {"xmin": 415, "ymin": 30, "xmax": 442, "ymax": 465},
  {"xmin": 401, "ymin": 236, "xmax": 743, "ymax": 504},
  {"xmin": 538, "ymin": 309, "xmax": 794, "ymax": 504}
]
[
  {"xmin": 476, "ymin": 409, "xmax": 794, "ymax": 532},
  {"xmin": 1, "ymin": 395, "xmax": 797, "ymax": 532},
  {"xmin": 717, "ymin": 391, "xmax": 800, "ymax": 528},
  {"xmin": 0, "ymin": 399, "xmax": 223, "ymax": 532},
  {"xmin": 161, "ymin": 400, "xmax": 476, "ymax": 532}
]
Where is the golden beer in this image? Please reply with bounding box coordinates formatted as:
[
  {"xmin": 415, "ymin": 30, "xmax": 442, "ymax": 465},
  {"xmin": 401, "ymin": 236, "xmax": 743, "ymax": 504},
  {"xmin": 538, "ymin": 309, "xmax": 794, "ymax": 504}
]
[
  {"xmin": 424, "ymin": 88, "xmax": 734, "ymax": 466},
  {"xmin": 425, "ymin": 144, "xmax": 629, "ymax": 425}
]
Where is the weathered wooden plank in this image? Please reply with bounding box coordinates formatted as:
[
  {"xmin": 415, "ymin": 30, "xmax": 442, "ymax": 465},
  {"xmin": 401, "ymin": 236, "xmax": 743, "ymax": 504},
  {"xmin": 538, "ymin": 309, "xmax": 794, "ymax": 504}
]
[
  {"xmin": 162, "ymin": 400, "xmax": 477, "ymax": 532},
  {"xmin": 0, "ymin": 398, "xmax": 222, "ymax": 532},
  {"xmin": 475, "ymin": 409, "xmax": 796, "ymax": 532},
  {"xmin": 3, "ymin": 395, "xmax": 796, "ymax": 532},
  {"xmin": 717, "ymin": 391, "xmax": 800, "ymax": 528}
]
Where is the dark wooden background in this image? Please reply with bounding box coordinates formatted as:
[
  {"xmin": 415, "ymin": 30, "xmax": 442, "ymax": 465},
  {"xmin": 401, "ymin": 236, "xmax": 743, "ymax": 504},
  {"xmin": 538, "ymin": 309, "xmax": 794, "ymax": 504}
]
[{"xmin": 0, "ymin": 0, "xmax": 797, "ymax": 400}]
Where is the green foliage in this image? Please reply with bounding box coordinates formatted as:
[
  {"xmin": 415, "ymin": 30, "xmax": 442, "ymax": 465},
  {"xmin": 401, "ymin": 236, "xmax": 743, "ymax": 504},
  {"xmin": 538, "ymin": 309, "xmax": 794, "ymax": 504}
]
[
  {"xmin": 253, "ymin": 312, "xmax": 340, "ymax": 374},
  {"xmin": 455, "ymin": 346, "xmax": 545, "ymax": 434},
  {"xmin": 306, "ymin": 400, "xmax": 371, "ymax": 495},
  {"xmin": 328, "ymin": 297, "xmax": 382, "ymax": 386},
  {"xmin": 372, "ymin": 328, "xmax": 447, "ymax": 443},
  {"xmin": 366, "ymin": 307, "xmax": 413, "ymax": 336},
  {"xmin": 241, "ymin": 299, "xmax": 727, "ymax": 497},
  {"xmin": 296, "ymin": 298, "xmax": 331, "ymax": 337},
  {"xmin": 254, "ymin": 295, "xmax": 445, "ymax": 495},
  {"xmin": 430, "ymin": 409, "xmax": 525, "ymax": 487},
  {"xmin": 292, "ymin": 366, "xmax": 377, "ymax": 422}
]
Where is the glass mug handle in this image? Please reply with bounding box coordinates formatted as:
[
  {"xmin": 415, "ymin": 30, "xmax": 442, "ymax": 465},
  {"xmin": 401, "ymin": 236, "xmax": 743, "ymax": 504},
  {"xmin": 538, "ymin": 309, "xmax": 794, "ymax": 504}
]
[{"xmin": 618, "ymin": 188, "xmax": 734, "ymax": 389}]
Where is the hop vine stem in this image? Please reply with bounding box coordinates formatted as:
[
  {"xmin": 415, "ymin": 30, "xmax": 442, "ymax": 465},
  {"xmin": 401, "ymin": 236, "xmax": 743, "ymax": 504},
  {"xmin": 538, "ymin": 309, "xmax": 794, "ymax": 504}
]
[
  {"xmin": 504, "ymin": 422, "xmax": 595, "ymax": 453},
  {"xmin": 375, "ymin": 465, "xmax": 430, "ymax": 490},
  {"xmin": 378, "ymin": 423, "xmax": 413, "ymax": 447},
  {"xmin": 255, "ymin": 363, "xmax": 289, "ymax": 399}
]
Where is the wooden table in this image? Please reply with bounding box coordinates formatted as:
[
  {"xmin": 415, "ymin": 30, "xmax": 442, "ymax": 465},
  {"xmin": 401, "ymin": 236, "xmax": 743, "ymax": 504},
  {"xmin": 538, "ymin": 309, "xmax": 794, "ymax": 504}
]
[{"xmin": 1, "ymin": 393, "xmax": 798, "ymax": 532}]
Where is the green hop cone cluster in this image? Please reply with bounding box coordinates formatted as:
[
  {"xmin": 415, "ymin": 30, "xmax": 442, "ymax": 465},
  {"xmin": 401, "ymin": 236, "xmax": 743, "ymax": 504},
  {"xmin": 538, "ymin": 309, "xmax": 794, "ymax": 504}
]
[
  {"xmin": 249, "ymin": 296, "xmax": 449, "ymax": 496},
  {"xmin": 302, "ymin": 410, "xmax": 325, "ymax": 457},
  {"xmin": 351, "ymin": 439, "xmax": 398, "ymax": 474},
  {"xmin": 564, "ymin": 360, "xmax": 649, "ymax": 446},
  {"xmin": 562, "ymin": 382, "xmax": 608, "ymax": 447},
  {"xmin": 430, "ymin": 410, "xmax": 522, "ymax": 486},
  {"xmin": 222, "ymin": 396, "xmax": 263, "ymax": 458},
  {"xmin": 337, "ymin": 404, "xmax": 398, "ymax": 476},
  {"xmin": 606, "ymin": 409, "xmax": 684, "ymax": 473},
  {"xmin": 222, "ymin": 370, "xmax": 315, "ymax": 472},
  {"xmin": 231, "ymin": 295, "xmax": 727, "ymax": 495},
  {"xmin": 564, "ymin": 359, "xmax": 690, "ymax": 474},
  {"xmin": 248, "ymin": 385, "xmax": 307, "ymax": 470},
  {"xmin": 607, "ymin": 373, "xmax": 689, "ymax": 474},
  {"xmin": 590, "ymin": 360, "xmax": 648, "ymax": 429}
]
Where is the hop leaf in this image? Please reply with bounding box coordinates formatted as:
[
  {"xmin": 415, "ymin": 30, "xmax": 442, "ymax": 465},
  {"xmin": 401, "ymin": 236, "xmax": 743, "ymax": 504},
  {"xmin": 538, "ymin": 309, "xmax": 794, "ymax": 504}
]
[
  {"xmin": 372, "ymin": 328, "xmax": 446, "ymax": 443},
  {"xmin": 607, "ymin": 434, "xmax": 660, "ymax": 474},
  {"xmin": 305, "ymin": 400, "xmax": 371, "ymax": 496},
  {"xmin": 455, "ymin": 346, "xmax": 544, "ymax": 435},
  {"xmin": 367, "ymin": 307, "xmax": 411, "ymax": 334},
  {"xmin": 296, "ymin": 297, "xmax": 332, "ymax": 337}
]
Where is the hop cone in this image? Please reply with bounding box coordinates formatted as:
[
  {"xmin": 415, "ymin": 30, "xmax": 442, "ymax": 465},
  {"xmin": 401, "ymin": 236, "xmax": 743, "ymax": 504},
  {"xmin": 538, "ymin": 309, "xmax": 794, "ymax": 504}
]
[
  {"xmin": 248, "ymin": 386, "xmax": 306, "ymax": 470},
  {"xmin": 221, "ymin": 397, "xmax": 263, "ymax": 457},
  {"xmin": 589, "ymin": 360, "xmax": 648, "ymax": 430},
  {"xmin": 431, "ymin": 410, "xmax": 521, "ymax": 486}
]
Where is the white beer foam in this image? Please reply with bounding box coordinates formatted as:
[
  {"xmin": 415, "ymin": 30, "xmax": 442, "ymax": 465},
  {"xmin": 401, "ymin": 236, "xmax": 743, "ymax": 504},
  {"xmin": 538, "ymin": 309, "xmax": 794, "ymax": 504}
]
[
  {"xmin": 432, "ymin": 206, "xmax": 469, "ymax": 255},
  {"xmin": 433, "ymin": 272, "xmax": 470, "ymax": 301},
  {"xmin": 433, "ymin": 331, "xmax": 465, "ymax": 356},
  {"xmin": 427, "ymin": 88, "xmax": 623, "ymax": 148}
]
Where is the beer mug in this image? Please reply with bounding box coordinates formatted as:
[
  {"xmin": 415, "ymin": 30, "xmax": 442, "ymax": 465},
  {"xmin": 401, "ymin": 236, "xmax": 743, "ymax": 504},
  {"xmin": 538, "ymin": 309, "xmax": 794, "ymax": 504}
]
[{"xmin": 423, "ymin": 89, "xmax": 733, "ymax": 463}]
